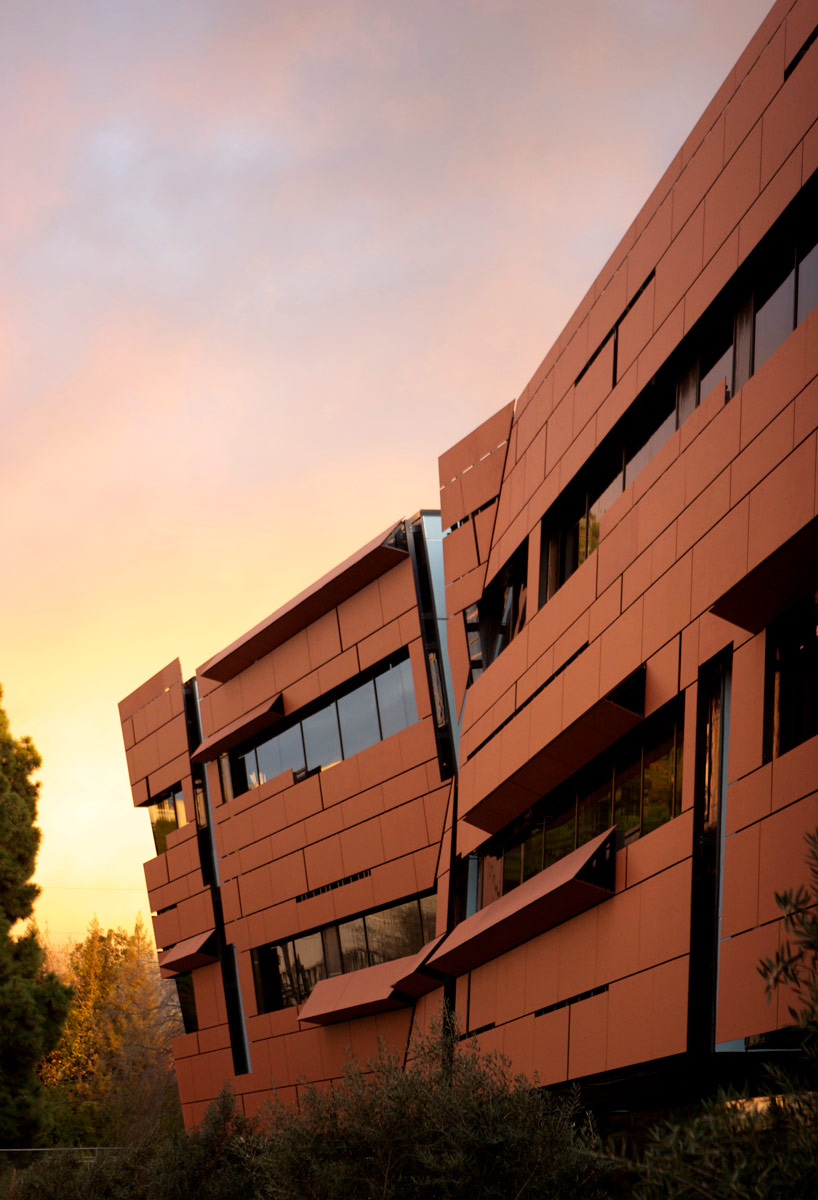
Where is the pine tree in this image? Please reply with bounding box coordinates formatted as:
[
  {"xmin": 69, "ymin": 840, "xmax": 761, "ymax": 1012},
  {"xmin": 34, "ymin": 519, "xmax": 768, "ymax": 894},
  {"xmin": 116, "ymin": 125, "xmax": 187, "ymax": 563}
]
[{"xmin": 0, "ymin": 686, "xmax": 71, "ymax": 1148}]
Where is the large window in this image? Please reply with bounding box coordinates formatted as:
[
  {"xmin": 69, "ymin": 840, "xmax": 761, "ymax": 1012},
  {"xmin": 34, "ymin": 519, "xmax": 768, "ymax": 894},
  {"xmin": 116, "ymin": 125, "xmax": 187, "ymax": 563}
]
[
  {"xmin": 764, "ymin": 592, "xmax": 818, "ymax": 761},
  {"xmin": 228, "ymin": 653, "xmax": 417, "ymax": 798},
  {"xmin": 251, "ymin": 893, "xmax": 437, "ymax": 1012},
  {"xmin": 148, "ymin": 783, "xmax": 187, "ymax": 855},
  {"xmin": 537, "ymin": 185, "xmax": 818, "ymax": 608},
  {"xmin": 478, "ymin": 700, "xmax": 684, "ymax": 908}
]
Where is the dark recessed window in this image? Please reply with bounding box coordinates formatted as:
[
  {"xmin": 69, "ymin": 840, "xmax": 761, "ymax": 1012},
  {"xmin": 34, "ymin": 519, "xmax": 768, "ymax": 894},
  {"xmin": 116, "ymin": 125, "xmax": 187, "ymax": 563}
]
[
  {"xmin": 480, "ymin": 541, "xmax": 528, "ymax": 665},
  {"xmin": 252, "ymin": 892, "xmax": 436, "ymax": 1013},
  {"xmin": 228, "ymin": 652, "xmax": 417, "ymax": 799},
  {"xmin": 174, "ymin": 971, "xmax": 198, "ymax": 1034},
  {"xmin": 147, "ymin": 784, "xmax": 186, "ymax": 855},
  {"xmin": 478, "ymin": 700, "xmax": 684, "ymax": 908},
  {"xmin": 764, "ymin": 592, "xmax": 818, "ymax": 761}
]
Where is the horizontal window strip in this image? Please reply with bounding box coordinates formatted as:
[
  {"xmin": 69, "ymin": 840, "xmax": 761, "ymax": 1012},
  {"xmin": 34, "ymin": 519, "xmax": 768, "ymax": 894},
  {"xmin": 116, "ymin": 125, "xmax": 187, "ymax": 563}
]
[{"xmin": 534, "ymin": 983, "xmax": 608, "ymax": 1018}]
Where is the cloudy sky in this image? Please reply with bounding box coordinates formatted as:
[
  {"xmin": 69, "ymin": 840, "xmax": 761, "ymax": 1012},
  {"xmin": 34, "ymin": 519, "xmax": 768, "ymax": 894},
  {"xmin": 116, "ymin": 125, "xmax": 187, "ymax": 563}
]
[{"xmin": 2, "ymin": 0, "xmax": 772, "ymax": 943}]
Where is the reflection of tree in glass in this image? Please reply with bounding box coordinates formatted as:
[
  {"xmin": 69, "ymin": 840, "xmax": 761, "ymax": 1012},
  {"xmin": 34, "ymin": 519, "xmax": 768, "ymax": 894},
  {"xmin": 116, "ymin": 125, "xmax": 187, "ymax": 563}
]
[{"xmin": 642, "ymin": 736, "xmax": 675, "ymax": 834}]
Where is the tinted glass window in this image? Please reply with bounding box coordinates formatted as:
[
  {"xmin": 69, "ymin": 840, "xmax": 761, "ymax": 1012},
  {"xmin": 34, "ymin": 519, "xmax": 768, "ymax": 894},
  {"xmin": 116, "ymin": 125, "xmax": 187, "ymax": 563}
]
[
  {"xmin": 322, "ymin": 926, "xmax": 343, "ymax": 977},
  {"xmin": 292, "ymin": 931, "xmax": 325, "ymax": 998},
  {"xmin": 256, "ymin": 735, "xmax": 283, "ymax": 785},
  {"xmin": 642, "ymin": 731, "xmax": 675, "ymax": 834},
  {"xmin": 699, "ymin": 343, "xmax": 732, "ymax": 404},
  {"xmin": 338, "ymin": 918, "xmax": 368, "ymax": 973},
  {"xmin": 577, "ymin": 774, "xmax": 612, "ymax": 845},
  {"xmin": 277, "ymin": 942, "xmax": 299, "ymax": 1007},
  {"xmin": 522, "ymin": 824, "xmax": 544, "ymax": 882},
  {"xmin": 376, "ymin": 659, "xmax": 417, "ymax": 738},
  {"xmin": 365, "ymin": 900, "xmax": 423, "ymax": 964},
  {"xmin": 544, "ymin": 803, "xmax": 575, "ymax": 868},
  {"xmin": 502, "ymin": 843, "xmax": 522, "ymax": 894},
  {"xmin": 767, "ymin": 592, "xmax": 818, "ymax": 759},
  {"xmin": 302, "ymin": 704, "xmax": 342, "ymax": 772},
  {"xmin": 754, "ymin": 268, "xmax": 795, "ymax": 372},
  {"xmin": 337, "ymin": 680, "xmax": 381, "ymax": 758},
  {"xmin": 614, "ymin": 755, "xmax": 641, "ymax": 837},
  {"xmin": 625, "ymin": 409, "xmax": 675, "ymax": 488},
  {"xmin": 797, "ymin": 240, "xmax": 818, "ymax": 326},
  {"xmin": 420, "ymin": 894, "xmax": 437, "ymax": 943}
]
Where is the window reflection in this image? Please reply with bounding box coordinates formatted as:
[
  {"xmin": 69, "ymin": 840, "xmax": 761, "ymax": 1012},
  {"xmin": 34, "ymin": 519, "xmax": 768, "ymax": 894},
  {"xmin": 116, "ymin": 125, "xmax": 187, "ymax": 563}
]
[
  {"xmin": 252, "ymin": 893, "xmax": 438, "ymax": 1013},
  {"xmin": 754, "ymin": 268, "xmax": 795, "ymax": 372},
  {"xmin": 230, "ymin": 653, "xmax": 417, "ymax": 798},
  {"xmin": 148, "ymin": 784, "xmax": 186, "ymax": 855},
  {"xmin": 797, "ymin": 239, "xmax": 818, "ymax": 326}
]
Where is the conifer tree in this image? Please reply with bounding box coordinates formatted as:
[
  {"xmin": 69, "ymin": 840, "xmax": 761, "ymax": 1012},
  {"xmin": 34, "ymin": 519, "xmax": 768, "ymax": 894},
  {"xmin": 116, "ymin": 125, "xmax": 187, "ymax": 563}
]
[{"xmin": 0, "ymin": 687, "xmax": 71, "ymax": 1147}]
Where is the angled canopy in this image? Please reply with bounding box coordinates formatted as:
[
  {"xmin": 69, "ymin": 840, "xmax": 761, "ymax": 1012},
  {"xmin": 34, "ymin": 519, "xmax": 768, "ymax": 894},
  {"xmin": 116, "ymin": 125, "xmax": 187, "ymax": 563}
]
[{"xmin": 158, "ymin": 930, "xmax": 218, "ymax": 978}]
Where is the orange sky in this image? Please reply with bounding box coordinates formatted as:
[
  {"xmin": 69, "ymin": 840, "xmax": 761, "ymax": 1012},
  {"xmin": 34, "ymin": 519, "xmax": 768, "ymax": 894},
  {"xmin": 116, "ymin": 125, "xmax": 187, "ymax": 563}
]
[{"xmin": 1, "ymin": 0, "xmax": 773, "ymax": 944}]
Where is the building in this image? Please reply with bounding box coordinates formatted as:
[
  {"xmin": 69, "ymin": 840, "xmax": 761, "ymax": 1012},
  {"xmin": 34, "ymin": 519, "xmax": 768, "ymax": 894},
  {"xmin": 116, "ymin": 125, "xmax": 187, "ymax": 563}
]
[{"xmin": 119, "ymin": 0, "xmax": 818, "ymax": 1128}]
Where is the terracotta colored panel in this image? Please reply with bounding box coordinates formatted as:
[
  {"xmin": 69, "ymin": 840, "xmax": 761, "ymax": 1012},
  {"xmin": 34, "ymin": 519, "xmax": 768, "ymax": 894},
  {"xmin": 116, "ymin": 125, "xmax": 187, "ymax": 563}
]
[
  {"xmin": 726, "ymin": 762, "xmax": 772, "ymax": 836},
  {"xmin": 595, "ymin": 884, "xmax": 641, "ymax": 985},
  {"xmin": 379, "ymin": 797, "xmax": 427, "ymax": 863},
  {"xmin": 144, "ymin": 854, "xmax": 169, "ymax": 893},
  {"xmin": 544, "ymin": 393, "xmax": 575, "ymax": 478},
  {"xmin": 606, "ymin": 967, "xmax": 654, "ymax": 1070},
  {"xmin": 716, "ymin": 921, "xmax": 778, "ymax": 1043},
  {"xmin": 758, "ymin": 792, "xmax": 818, "ymax": 924},
  {"xmin": 741, "ymin": 143, "xmax": 803, "ymax": 268},
  {"xmin": 690, "ymin": 500, "xmax": 750, "ymax": 618},
  {"xmin": 595, "ymin": 362, "xmax": 639, "ymax": 450},
  {"xmin": 673, "ymin": 118, "xmax": 726, "ymax": 237},
  {"xmin": 502, "ymin": 1012, "xmax": 535, "ymax": 1078},
  {"xmin": 650, "ymin": 955, "xmax": 689, "ymax": 1058},
  {"xmin": 468, "ymin": 958, "xmax": 498, "ymax": 1031},
  {"xmin": 438, "ymin": 401, "xmax": 514, "ymax": 488},
  {"xmin": 617, "ymin": 281, "xmax": 655, "ymax": 380},
  {"xmin": 655, "ymin": 203, "xmax": 705, "ymax": 327},
  {"xmin": 747, "ymin": 436, "xmax": 817, "ymax": 571},
  {"xmin": 567, "ymin": 991, "xmax": 608, "ymax": 1079},
  {"xmin": 599, "ymin": 600, "xmax": 645, "ymax": 697},
  {"xmin": 561, "ymin": 639, "xmax": 602, "ymax": 730},
  {"xmin": 574, "ymin": 336, "xmax": 614, "ymax": 435},
  {"xmin": 771, "ymin": 733, "xmax": 818, "ymax": 811},
  {"xmin": 732, "ymin": 406, "xmax": 795, "ymax": 508},
  {"xmin": 444, "ymin": 565, "xmax": 486, "ymax": 619},
  {"xmin": 636, "ymin": 459, "xmax": 686, "ymax": 557},
  {"xmin": 440, "ymin": 476, "xmax": 465, "ymax": 530},
  {"xmin": 627, "ymin": 193, "xmax": 672, "ymax": 303},
  {"xmin": 676, "ymin": 470, "xmax": 730, "ymax": 558},
  {"xmin": 626, "ymin": 809, "xmax": 692, "ymax": 888},
  {"xmin": 532, "ymin": 1006, "xmax": 569, "ymax": 1085},
  {"xmin": 638, "ymin": 861, "xmax": 691, "ymax": 970},
  {"xmin": 460, "ymin": 448, "xmax": 507, "ymax": 519},
  {"xmin": 597, "ymin": 506, "xmax": 639, "ymax": 594},
  {"xmin": 636, "ymin": 300, "xmax": 686, "ymax": 396},
  {"xmin": 722, "ymin": 819, "xmax": 761, "ymax": 938},
  {"xmin": 741, "ymin": 321, "xmax": 807, "ymax": 449},
  {"xmin": 726, "ymin": 28, "xmax": 784, "ymax": 160},
  {"xmin": 557, "ymin": 906, "xmax": 598, "ymax": 999},
  {"xmin": 761, "ymin": 37, "xmax": 818, "ymax": 187},
  {"xmin": 337, "ymin": 580, "xmax": 384, "ymax": 651}
]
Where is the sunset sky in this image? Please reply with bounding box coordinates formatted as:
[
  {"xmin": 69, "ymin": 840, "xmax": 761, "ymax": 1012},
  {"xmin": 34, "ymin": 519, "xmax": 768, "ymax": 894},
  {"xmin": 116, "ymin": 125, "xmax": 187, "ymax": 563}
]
[{"xmin": 2, "ymin": 0, "xmax": 772, "ymax": 944}]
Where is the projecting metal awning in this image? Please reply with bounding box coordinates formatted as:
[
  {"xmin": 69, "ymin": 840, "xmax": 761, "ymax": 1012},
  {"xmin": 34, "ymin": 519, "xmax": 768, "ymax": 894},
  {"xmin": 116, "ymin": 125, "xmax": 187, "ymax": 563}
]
[
  {"xmin": 190, "ymin": 693, "xmax": 285, "ymax": 763},
  {"xmin": 198, "ymin": 522, "xmax": 409, "ymax": 683},
  {"xmin": 426, "ymin": 827, "xmax": 616, "ymax": 977},
  {"xmin": 709, "ymin": 516, "xmax": 818, "ymax": 633},
  {"xmin": 157, "ymin": 930, "xmax": 218, "ymax": 977},
  {"xmin": 298, "ymin": 936, "xmax": 445, "ymax": 1026}
]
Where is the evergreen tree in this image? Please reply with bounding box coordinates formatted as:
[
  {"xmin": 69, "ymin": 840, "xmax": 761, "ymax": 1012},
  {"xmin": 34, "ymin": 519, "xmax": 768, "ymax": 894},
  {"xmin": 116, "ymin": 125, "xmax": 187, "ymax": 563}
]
[{"xmin": 0, "ymin": 687, "xmax": 71, "ymax": 1148}]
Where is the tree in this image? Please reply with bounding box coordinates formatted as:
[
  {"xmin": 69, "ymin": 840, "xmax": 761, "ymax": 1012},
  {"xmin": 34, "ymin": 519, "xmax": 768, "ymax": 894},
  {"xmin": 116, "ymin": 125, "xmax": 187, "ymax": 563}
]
[
  {"xmin": 41, "ymin": 916, "xmax": 183, "ymax": 1145},
  {"xmin": 0, "ymin": 687, "xmax": 71, "ymax": 1148}
]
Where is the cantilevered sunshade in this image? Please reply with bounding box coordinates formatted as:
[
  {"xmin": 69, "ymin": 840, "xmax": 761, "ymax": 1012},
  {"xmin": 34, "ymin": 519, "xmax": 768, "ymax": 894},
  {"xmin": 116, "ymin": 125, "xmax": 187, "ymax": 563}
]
[
  {"xmin": 427, "ymin": 828, "xmax": 615, "ymax": 977},
  {"xmin": 190, "ymin": 693, "xmax": 285, "ymax": 763},
  {"xmin": 709, "ymin": 516, "xmax": 818, "ymax": 633},
  {"xmin": 158, "ymin": 931, "xmax": 218, "ymax": 977},
  {"xmin": 199, "ymin": 522, "xmax": 409, "ymax": 683},
  {"xmin": 298, "ymin": 937, "xmax": 445, "ymax": 1026}
]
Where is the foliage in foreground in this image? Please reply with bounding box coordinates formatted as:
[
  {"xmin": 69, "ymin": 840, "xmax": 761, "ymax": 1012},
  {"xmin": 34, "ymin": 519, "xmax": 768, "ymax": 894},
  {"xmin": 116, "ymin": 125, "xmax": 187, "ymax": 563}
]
[
  {"xmin": 0, "ymin": 688, "xmax": 71, "ymax": 1148},
  {"xmin": 1, "ymin": 1019, "xmax": 609, "ymax": 1200},
  {"xmin": 40, "ymin": 916, "xmax": 183, "ymax": 1146}
]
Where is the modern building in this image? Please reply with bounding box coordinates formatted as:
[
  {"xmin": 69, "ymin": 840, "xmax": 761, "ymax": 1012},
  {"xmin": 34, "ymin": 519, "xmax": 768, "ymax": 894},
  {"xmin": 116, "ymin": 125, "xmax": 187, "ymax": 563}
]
[{"xmin": 120, "ymin": 0, "xmax": 818, "ymax": 1129}]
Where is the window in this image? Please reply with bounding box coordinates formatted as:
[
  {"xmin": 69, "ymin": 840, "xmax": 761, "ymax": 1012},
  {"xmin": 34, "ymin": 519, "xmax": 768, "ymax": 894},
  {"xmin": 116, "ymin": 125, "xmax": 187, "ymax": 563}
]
[
  {"xmin": 147, "ymin": 784, "xmax": 187, "ymax": 855},
  {"xmin": 479, "ymin": 541, "xmax": 527, "ymax": 666},
  {"xmin": 174, "ymin": 971, "xmax": 198, "ymax": 1034},
  {"xmin": 229, "ymin": 653, "xmax": 417, "ymax": 798},
  {"xmin": 535, "ymin": 184, "xmax": 818, "ymax": 612},
  {"xmin": 251, "ymin": 893, "xmax": 437, "ymax": 1013},
  {"xmin": 478, "ymin": 700, "xmax": 684, "ymax": 908},
  {"xmin": 764, "ymin": 592, "xmax": 818, "ymax": 761}
]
